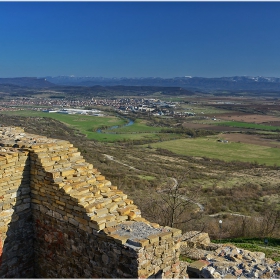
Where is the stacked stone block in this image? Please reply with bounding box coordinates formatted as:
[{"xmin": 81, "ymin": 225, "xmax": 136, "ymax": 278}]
[
  {"xmin": 0, "ymin": 126, "xmax": 183, "ymax": 278},
  {"xmin": 29, "ymin": 139, "xmax": 143, "ymax": 232},
  {"xmin": 106, "ymin": 222, "xmax": 182, "ymax": 278},
  {"xmin": 0, "ymin": 146, "xmax": 33, "ymax": 277}
]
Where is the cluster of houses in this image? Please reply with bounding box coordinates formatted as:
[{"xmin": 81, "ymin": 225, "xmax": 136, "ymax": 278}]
[
  {"xmin": 116, "ymin": 98, "xmax": 195, "ymax": 117},
  {"xmin": 0, "ymin": 96, "xmax": 197, "ymax": 118}
]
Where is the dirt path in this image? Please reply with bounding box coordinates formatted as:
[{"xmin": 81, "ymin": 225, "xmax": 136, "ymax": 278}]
[
  {"xmin": 104, "ymin": 154, "xmax": 204, "ymax": 211},
  {"xmin": 103, "ymin": 154, "xmax": 141, "ymax": 171}
]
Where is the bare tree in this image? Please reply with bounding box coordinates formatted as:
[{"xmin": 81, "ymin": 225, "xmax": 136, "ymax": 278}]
[
  {"xmin": 141, "ymin": 177, "xmax": 205, "ymax": 232},
  {"xmin": 259, "ymin": 203, "xmax": 280, "ymax": 238}
]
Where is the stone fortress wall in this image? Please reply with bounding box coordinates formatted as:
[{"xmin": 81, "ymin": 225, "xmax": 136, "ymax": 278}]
[
  {"xmin": 0, "ymin": 127, "xmax": 182, "ymax": 278},
  {"xmin": 2, "ymin": 126, "xmax": 280, "ymax": 279}
]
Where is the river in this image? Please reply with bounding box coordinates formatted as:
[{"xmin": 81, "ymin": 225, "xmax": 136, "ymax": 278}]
[{"xmin": 97, "ymin": 118, "xmax": 134, "ymax": 133}]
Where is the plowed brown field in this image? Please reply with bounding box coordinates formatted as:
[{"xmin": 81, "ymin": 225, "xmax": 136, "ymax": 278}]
[
  {"xmin": 215, "ymin": 113, "xmax": 280, "ymax": 124},
  {"xmin": 219, "ymin": 133, "xmax": 280, "ymax": 148},
  {"xmin": 183, "ymin": 122, "xmax": 247, "ymax": 132}
]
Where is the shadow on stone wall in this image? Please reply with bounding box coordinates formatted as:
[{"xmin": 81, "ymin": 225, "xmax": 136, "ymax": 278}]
[
  {"xmin": 30, "ymin": 151, "xmax": 142, "ymax": 278},
  {"xmin": 0, "ymin": 155, "xmax": 34, "ymax": 278},
  {"xmin": 1, "ymin": 139, "xmax": 181, "ymax": 278}
]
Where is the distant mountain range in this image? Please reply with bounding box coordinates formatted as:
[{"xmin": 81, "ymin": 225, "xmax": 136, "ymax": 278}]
[
  {"xmin": 0, "ymin": 77, "xmax": 54, "ymax": 88},
  {"xmin": 2, "ymin": 76, "xmax": 280, "ymax": 92},
  {"xmin": 44, "ymin": 76, "xmax": 280, "ymax": 92}
]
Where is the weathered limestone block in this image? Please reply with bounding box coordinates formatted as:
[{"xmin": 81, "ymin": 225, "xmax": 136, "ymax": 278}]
[{"xmin": 181, "ymin": 231, "xmax": 211, "ymax": 253}]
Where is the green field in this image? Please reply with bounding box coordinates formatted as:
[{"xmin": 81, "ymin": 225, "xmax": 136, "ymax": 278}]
[
  {"xmin": 147, "ymin": 136, "xmax": 280, "ymax": 166},
  {"xmin": 85, "ymin": 131, "xmax": 184, "ymax": 142},
  {"xmin": 1, "ymin": 110, "xmax": 125, "ymax": 135},
  {"xmin": 219, "ymin": 121, "xmax": 280, "ymax": 132},
  {"xmin": 113, "ymin": 119, "xmax": 162, "ymax": 133},
  {"xmin": 0, "ymin": 110, "xmax": 178, "ymax": 142}
]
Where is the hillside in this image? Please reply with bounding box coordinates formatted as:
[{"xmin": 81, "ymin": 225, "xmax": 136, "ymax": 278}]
[{"xmin": 1, "ymin": 114, "xmax": 280, "ymax": 241}]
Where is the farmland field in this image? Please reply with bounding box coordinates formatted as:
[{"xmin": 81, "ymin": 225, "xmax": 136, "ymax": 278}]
[
  {"xmin": 147, "ymin": 136, "xmax": 280, "ymax": 166},
  {"xmin": 182, "ymin": 122, "xmax": 243, "ymax": 132},
  {"xmin": 179, "ymin": 103, "xmax": 232, "ymax": 115},
  {"xmin": 218, "ymin": 121, "xmax": 280, "ymax": 131},
  {"xmin": 215, "ymin": 113, "xmax": 280, "ymax": 124},
  {"xmin": 219, "ymin": 133, "xmax": 280, "ymax": 148}
]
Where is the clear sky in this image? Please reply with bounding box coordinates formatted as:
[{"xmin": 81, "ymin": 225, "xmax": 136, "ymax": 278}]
[{"xmin": 1, "ymin": 2, "xmax": 280, "ymax": 78}]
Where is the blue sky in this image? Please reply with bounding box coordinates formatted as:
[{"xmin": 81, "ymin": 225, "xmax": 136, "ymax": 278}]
[{"xmin": 1, "ymin": 2, "xmax": 280, "ymax": 78}]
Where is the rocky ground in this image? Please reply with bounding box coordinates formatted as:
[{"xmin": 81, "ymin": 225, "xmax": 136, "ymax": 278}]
[{"xmin": 179, "ymin": 232, "xmax": 280, "ymax": 279}]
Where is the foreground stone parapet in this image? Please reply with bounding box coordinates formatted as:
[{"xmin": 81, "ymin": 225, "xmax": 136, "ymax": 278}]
[{"xmin": 0, "ymin": 126, "xmax": 183, "ymax": 278}]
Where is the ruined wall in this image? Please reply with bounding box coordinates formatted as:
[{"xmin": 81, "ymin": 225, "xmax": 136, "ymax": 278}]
[
  {"xmin": 0, "ymin": 127, "xmax": 182, "ymax": 278},
  {"xmin": 0, "ymin": 145, "xmax": 33, "ymax": 277}
]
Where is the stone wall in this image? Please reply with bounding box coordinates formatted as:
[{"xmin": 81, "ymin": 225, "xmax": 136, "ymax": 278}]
[
  {"xmin": 0, "ymin": 127, "xmax": 182, "ymax": 278},
  {"xmin": 0, "ymin": 145, "xmax": 33, "ymax": 277}
]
